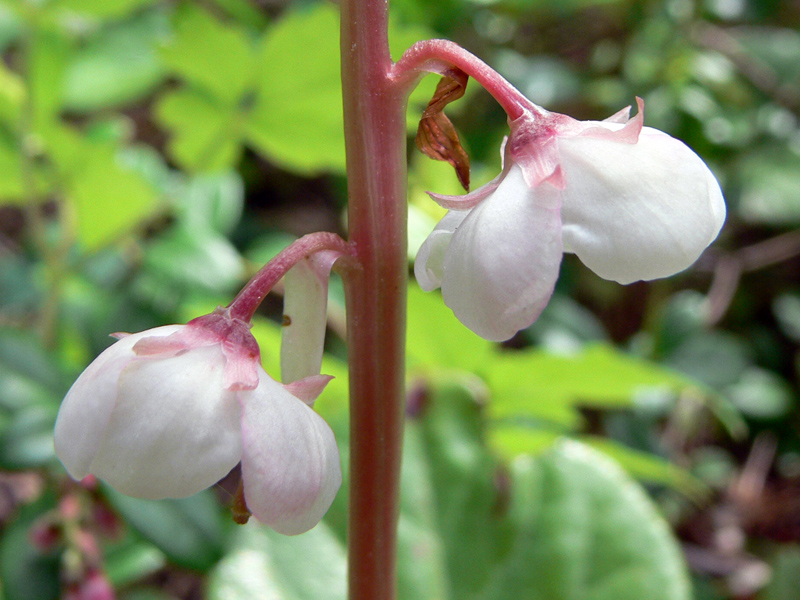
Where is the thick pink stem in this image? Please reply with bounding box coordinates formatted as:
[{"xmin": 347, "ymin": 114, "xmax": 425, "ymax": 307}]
[
  {"xmin": 391, "ymin": 38, "xmax": 539, "ymax": 121},
  {"xmin": 340, "ymin": 1, "xmax": 408, "ymax": 600},
  {"xmin": 226, "ymin": 232, "xmax": 352, "ymax": 322}
]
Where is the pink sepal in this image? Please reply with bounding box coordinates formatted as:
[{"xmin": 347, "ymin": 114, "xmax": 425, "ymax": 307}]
[
  {"xmin": 285, "ymin": 374, "xmax": 334, "ymax": 407},
  {"xmin": 110, "ymin": 332, "xmax": 130, "ymax": 340}
]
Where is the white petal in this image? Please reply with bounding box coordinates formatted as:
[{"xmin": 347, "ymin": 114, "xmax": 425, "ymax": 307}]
[
  {"xmin": 414, "ymin": 210, "xmax": 469, "ymax": 292},
  {"xmin": 441, "ymin": 164, "xmax": 564, "ymax": 341},
  {"xmin": 88, "ymin": 344, "xmax": 242, "ymax": 499},
  {"xmin": 281, "ymin": 258, "xmax": 329, "ymax": 384},
  {"xmin": 558, "ymin": 127, "xmax": 726, "ymax": 283},
  {"xmin": 54, "ymin": 325, "xmax": 183, "ymax": 480},
  {"xmin": 239, "ymin": 371, "xmax": 341, "ymax": 535}
]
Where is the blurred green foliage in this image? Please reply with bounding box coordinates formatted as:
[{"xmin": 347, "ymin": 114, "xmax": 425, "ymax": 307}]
[{"xmin": 1, "ymin": 0, "xmax": 799, "ymax": 598}]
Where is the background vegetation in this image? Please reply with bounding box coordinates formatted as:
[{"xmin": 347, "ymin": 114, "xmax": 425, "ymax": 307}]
[{"xmin": 0, "ymin": 0, "xmax": 799, "ymax": 598}]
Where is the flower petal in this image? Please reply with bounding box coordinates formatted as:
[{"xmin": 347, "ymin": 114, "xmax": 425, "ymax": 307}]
[
  {"xmin": 441, "ymin": 164, "xmax": 564, "ymax": 341},
  {"xmin": 54, "ymin": 325, "xmax": 183, "ymax": 480},
  {"xmin": 281, "ymin": 257, "xmax": 332, "ymax": 384},
  {"xmin": 87, "ymin": 345, "xmax": 242, "ymax": 499},
  {"xmin": 558, "ymin": 126, "xmax": 726, "ymax": 283},
  {"xmin": 239, "ymin": 371, "xmax": 341, "ymax": 535},
  {"xmin": 414, "ymin": 209, "xmax": 469, "ymax": 292}
]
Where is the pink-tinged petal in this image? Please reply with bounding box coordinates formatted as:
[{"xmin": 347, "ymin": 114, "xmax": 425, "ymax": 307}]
[
  {"xmin": 575, "ymin": 97, "xmax": 644, "ymax": 144},
  {"xmin": 239, "ymin": 371, "xmax": 341, "ymax": 535},
  {"xmin": 284, "ymin": 374, "xmax": 334, "ymax": 406},
  {"xmin": 603, "ymin": 105, "xmax": 632, "ymax": 124},
  {"xmin": 427, "ymin": 177, "xmax": 501, "ymax": 210},
  {"xmin": 441, "ymin": 164, "xmax": 564, "ymax": 341},
  {"xmin": 54, "ymin": 325, "xmax": 183, "ymax": 480},
  {"xmin": 181, "ymin": 310, "xmax": 262, "ymax": 391},
  {"xmin": 88, "ymin": 344, "xmax": 242, "ymax": 499},
  {"xmin": 558, "ymin": 125, "xmax": 726, "ymax": 283},
  {"xmin": 281, "ymin": 258, "xmax": 332, "ymax": 384},
  {"xmin": 414, "ymin": 209, "xmax": 470, "ymax": 292}
]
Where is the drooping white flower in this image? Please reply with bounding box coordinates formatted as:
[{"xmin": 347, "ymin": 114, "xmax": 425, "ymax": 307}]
[
  {"xmin": 54, "ymin": 309, "xmax": 341, "ymax": 535},
  {"xmin": 415, "ymin": 98, "xmax": 726, "ymax": 341}
]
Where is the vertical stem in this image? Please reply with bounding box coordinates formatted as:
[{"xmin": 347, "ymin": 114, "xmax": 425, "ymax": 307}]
[{"xmin": 340, "ymin": 1, "xmax": 408, "ymax": 600}]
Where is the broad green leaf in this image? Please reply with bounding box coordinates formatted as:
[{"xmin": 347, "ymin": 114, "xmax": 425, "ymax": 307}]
[
  {"xmin": 143, "ymin": 223, "xmax": 244, "ymax": 293},
  {"xmin": 0, "ymin": 61, "xmax": 24, "ymax": 124},
  {"xmin": 487, "ymin": 344, "xmax": 696, "ymax": 428},
  {"xmin": 207, "ymin": 521, "xmax": 347, "ymax": 600},
  {"xmin": 103, "ymin": 487, "xmax": 228, "ymax": 571},
  {"xmin": 397, "ymin": 425, "xmax": 450, "ymax": 600},
  {"xmin": 406, "ymin": 283, "xmax": 493, "ymax": 373},
  {"xmin": 479, "ymin": 440, "xmax": 691, "ymax": 600},
  {"xmin": 246, "ymin": 2, "xmax": 436, "ymax": 174},
  {"xmin": 54, "ymin": 0, "xmax": 157, "ymax": 19},
  {"xmin": 160, "ymin": 3, "xmax": 255, "ymax": 105},
  {"xmin": 62, "ymin": 8, "xmax": 169, "ymax": 111},
  {"xmin": 178, "ymin": 171, "xmax": 245, "ymax": 235},
  {"xmin": 41, "ymin": 124, "xmax": 160, "ymax": 250},
  {"xmin": 246, "ymin": 3, "xmax": 345, "ymax": 174},
  {"xmin": 155, "ymin": 88, "xmax": 242, "ymax": 172},
  {"xmin": 28, "ymin": 29, "xmax": 70, "ymax": 129},
  {"xmin": 582, "ymin": 436, "xmax": 708, "ymax": 500},
  {"xmin": 414, "ymin": 385, "xmax": 510, "ymax": 599}
]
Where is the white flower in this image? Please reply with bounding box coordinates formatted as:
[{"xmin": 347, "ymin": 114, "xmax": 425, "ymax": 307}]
[
  {"xmin": 54, "ymin": 310, "xmax": 341, "ymax": 535},
  {"xmin": 415, "ymin": 98, "xmax": 726, "ymax": 341}
]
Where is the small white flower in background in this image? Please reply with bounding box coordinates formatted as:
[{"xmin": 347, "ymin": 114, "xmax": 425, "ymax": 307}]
[
  {"xmin": 53, "ymin": 308, "xmax": 341, "ymax": 536},
  {"xmin": 415, "ymin": 98, "xmax": 726, "ymax": 341}
]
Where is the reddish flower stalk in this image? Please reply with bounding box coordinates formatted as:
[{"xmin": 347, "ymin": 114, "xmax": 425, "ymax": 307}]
[
  {"xmin": 340, "ymin": 0, "xmax": 409, "ymax": 599},
  {"xmin": 391, "ymin": 38, "xmax": 536, "ymax": 121},
  {"xmin": 226, "ymin": 231, "xmax": 353, "ymax": 323}
]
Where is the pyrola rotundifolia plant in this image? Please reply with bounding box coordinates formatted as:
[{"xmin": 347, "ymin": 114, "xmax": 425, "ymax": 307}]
[{"xmin": 53, "ymin": 8, "xmax": 725, "ymax": 600}]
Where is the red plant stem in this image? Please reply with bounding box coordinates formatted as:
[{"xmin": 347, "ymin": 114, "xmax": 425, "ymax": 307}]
[
  {"xmin": 340, "ymin": 1, "xmax": 409, "ymax": 599},
  {"xmin": 226, "ymin": 232, "xmax": 352, "ymax": 322},
  {"xmin": 391, "ymin": 38, "xmax": 537, "ymax": 121}
]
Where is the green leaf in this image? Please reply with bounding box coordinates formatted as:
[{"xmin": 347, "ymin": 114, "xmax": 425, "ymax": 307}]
[
  {"xmin": 42, "ymin": 124, "xmax": 160, "ymax": 250},
  {"xmin": 582, "ymin": 436, "xmax": 708, "ymax": 500},
  {"xmin": 406, "ymin": 283, "xmax": 494, "ymax": 373},
  {"xmin": 396, "ymin": 425, "xmax": 451, "ymax": 600},
  {"xmin": 143, "ymin": 223, "xmax": 244, "ymax": 293},
  {"xmin": 62, "ymin": 8, "xmax": 169, "ymax": 111},
  {"xmin": 28, "ymin": 29, "xmax": 71, "ymax": 129},
  {"xmin": 160, "ymin": 3, "xmax": 255, "ymax": 105},
  {"xmin": 54, "ymin": 0, "xmax": 158, "ymax": 19},
  {"xmin": 479, "ymin": 440, "xmax": 691, "ymax": 600},
  {"xmin": 103, "ymin": 487, "xmax": 227, "ymax": 570},
  {"xmin": 245, "ymin": 3, "xmax": 345, "ymax": 174},
  {"xmin": 487, "ymin": 344, "xmax": 696, "ymax": 428},
  {"xmin": 207, "ymin": 521, "xmax": 347, "ymax": 600},
  {"xmin": 155, "ymin": 88, "xmax": 242, "ymax": 172},
  {"xmin": 178, "ymin": 172, "xmax": 244, "ymax": 235},
  {"xmin": 413, "ymin": 385, "xmax": 510, "ymax": 599}
]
